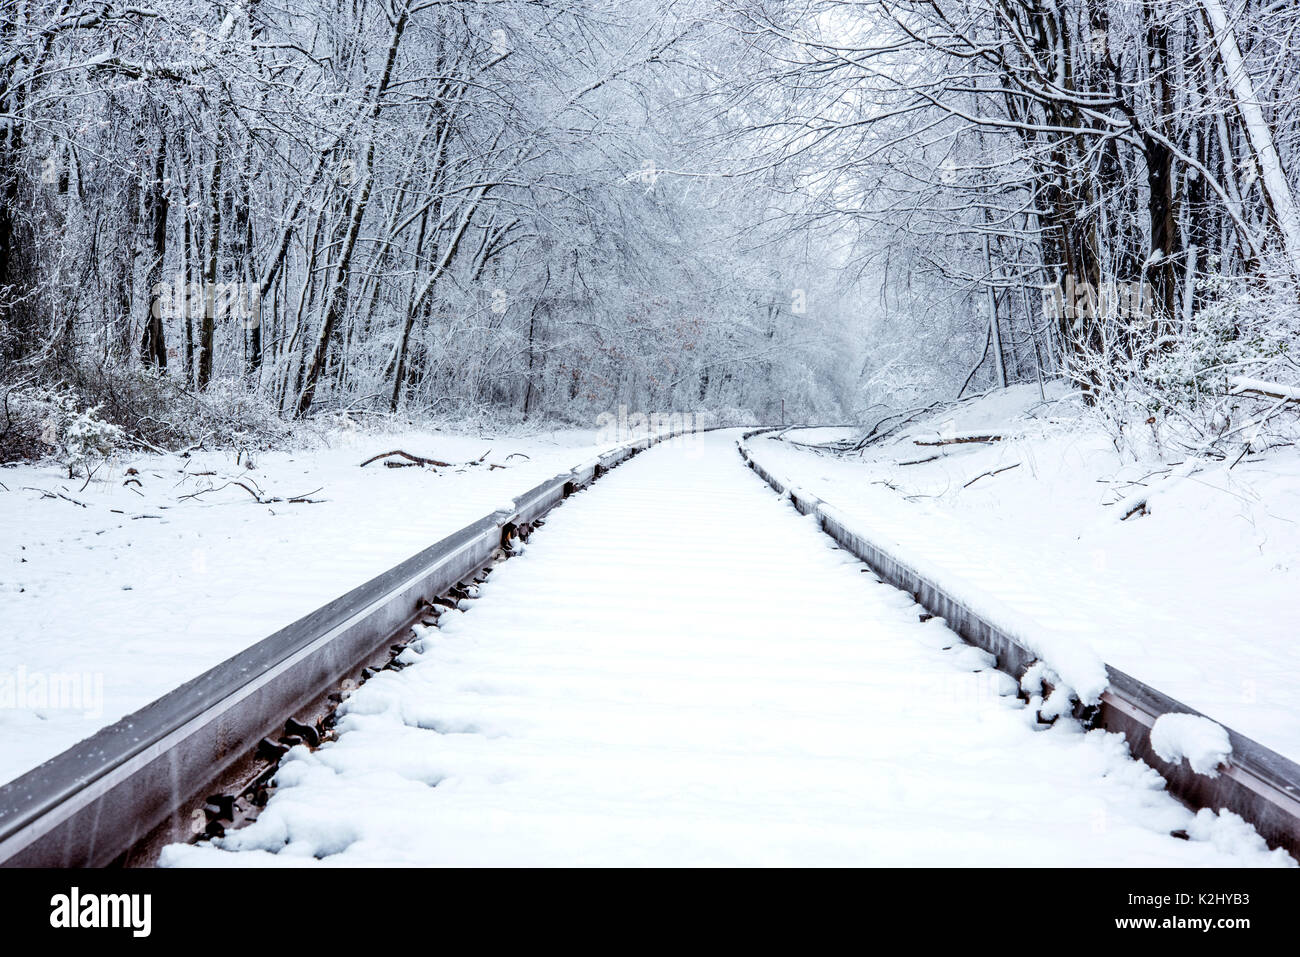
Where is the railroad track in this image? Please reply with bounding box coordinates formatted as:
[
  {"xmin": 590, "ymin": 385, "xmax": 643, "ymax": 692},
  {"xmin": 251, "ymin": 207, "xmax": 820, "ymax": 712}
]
[
  {"xmin": 738, "ymin": 429, "xmax": 1300, "ymax": 860},
  {"xmin": 0, "ymin": 432, "xmax": 683, "ymax": 867},
  {"xmin": 1, "ymin": 426, "xmax": 1296, "ymax": 865}
]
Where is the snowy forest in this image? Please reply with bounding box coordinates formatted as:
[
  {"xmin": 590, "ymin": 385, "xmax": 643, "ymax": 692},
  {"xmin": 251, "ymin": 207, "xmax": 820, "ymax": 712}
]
[
  {"xmin": 6, "ymin": 0, "xmax": 1300, "ymax": 879},
  {"xmin": 2, "ymin": 0, "xmax": 1299, "ymax": 454}
]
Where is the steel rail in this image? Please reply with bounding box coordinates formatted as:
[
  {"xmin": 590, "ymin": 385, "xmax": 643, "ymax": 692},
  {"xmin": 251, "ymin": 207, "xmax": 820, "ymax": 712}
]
[
  {"xmin": 0, "ymin": 431, "xmax": 684, "ymax": 867},
  {"xmin": 737, "ymin": 430, "xmax": 1300, "ymax": 859},
  {"xmin": 11, "ymin": 425, "xmax": 1285, "ymax": 867}
]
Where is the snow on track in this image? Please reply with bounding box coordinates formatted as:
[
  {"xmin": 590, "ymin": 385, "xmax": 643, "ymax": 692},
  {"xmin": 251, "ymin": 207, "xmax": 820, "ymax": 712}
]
[
  {"xmin": 163, "ymin": 432, "xmax": 1291, "ymax": 866},
  {"xmin": 0, "ymin": 429, "xmax": 614, "ymax": 786},
  {"xmin": 750, "ymin": 404, "xmax": 1300, "ymax": 764}
]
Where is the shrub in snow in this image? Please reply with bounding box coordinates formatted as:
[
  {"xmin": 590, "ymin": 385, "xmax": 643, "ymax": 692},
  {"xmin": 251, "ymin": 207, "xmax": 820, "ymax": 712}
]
[
  {"xmin": 62, "ymin": 363, "xmax": 288, "ymax": 451},
  {"xmin": 62, "ymin": 405, "xmax": 125, "ymax": 472},
  {"xmin": 1076, "ymin": 261, "xmax": 1300, "ymax": 461},
  {"xmin": 0, "ymin": 386, "xmax": 122, "ymax": 473},
  {"xmin": 0, "ymin": 383, "xmax": 50, "ymax": 463}
]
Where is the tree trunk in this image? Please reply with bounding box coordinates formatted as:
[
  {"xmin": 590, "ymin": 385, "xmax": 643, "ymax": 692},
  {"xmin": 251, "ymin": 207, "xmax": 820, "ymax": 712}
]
[
  {"xmin": 298, "ymin": 5, "xmax": 410, "ymax": 417},
  {"xmin": 1201, "ymin": 0, "xmax": 1300, "ymax": 278},
  {"xmin": 198, "ymin": 127, "xmax": 223, "ymax": 391},
  {"xmin": 982, "ymin": 227, "xmax": 1007, "ymax": 389},
  {"xmin": 140, "ymin": 129, "xmax": 169, "ymax": 368}
]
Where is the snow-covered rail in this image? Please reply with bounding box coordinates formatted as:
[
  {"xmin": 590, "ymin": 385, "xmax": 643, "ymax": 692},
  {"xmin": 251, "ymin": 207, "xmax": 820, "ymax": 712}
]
[
  {"xmin": 2, "ymin": 427, "xmax": 1293, "ymax": 867},
  {"xmin": 738, "ymin": 430, "xmax": 1300, "ymax": 859},
  {"xmin": 0, "ymin": 432, "xmax": 684, "ymax": 867},
  {"xmin": 156, "ymin": 431, "xmax": 1284, "ymax": 866}
]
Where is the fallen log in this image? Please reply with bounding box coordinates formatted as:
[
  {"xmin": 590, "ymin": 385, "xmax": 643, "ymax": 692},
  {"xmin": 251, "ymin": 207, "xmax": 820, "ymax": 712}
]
[
  {"xmin": 360, "ymin": 449, "xmax": 454, "ymax": 468},
  {"xmin": 914, "ymin": 433, "xmax": 1003, "ymax": 447},
  {"xmin": 1229, "ymin": 376, "xmax": 1300, "ymax": 403}
]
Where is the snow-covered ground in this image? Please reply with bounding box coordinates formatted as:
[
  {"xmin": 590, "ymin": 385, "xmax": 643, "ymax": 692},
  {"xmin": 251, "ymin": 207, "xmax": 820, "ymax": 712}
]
[
  {"xmin": 163, "ymin": 433, "xmax": 1288, "ymax": 866},
  {"xmin": 0, "ymin": 425, "xmax": 627, "ymax": 786},
  {"xmin": 749, "ymin": 384, "xmax": 1300, "ymax": 762}
]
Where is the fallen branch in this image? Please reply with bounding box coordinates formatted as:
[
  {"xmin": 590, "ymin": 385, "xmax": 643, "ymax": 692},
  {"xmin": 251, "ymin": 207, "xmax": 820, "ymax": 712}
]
[
  {"xmin": 129, "ymin": 436, "xmax": 171, "ymax": 456},
  {"xmin": 178, "ymin": 480, "xmax": 256, "ymax": 503},
  {"xmin": 1229, "ymin": 376, "xmax": 1300, "ymax": 403},
  {"xmin": 1112, "ymin": 459, "xmax": 1201, "ymax": 521},
  {"xmin": 360, "ymin": 449, "xmax": 453, "ymax": 468},
  {"xmin": 79, "ymin": 461, "xmax": 103, "ymax": 493},
  {"xmin": 781, "ymin": 439, "xmax": 834, "ymax": 454},
  {"xmin": 1120, "ymin": 499, "xmax": 1149, "ymax": 521},
  {"xmin": 23, "ymin": 487, "xmax": 90, "ymax": 507},
  {"xmin": 851, "ymin": 403, "xmax": 943, "ymax": 451},
  {"xmin": 962, "ymin": 463, "xmax": 1021, "ymax": 488},
  {"xmin": 178, "ymin": 479, "xmax": 325, "ymax": 505},
  {"xmin": 360, "ymin": 447, "xmax": 512, "ymax": 471},
  {"xmin": 898, "ymin": 454, "xmax": 942, "ymax": 467},
  {"xmin": 914, "ymin": 434, "xmax": 1003, "ymax": 447}
]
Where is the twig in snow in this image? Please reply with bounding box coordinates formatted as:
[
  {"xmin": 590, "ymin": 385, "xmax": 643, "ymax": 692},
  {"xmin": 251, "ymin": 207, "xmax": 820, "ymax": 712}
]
[
  {"xmin": 962, "ymin": 463, "xmax": 1021, "ymax": 488},
  {"xmin": 1112, "ymin": 460, "xmax": 1202, "ymax": 521},
  {"xmin": 22, "ymin": 487, "xmax": 89, "ymax": 507},
  {"xmin": 780, "ymin": 439, "xmax": 833, "ymax": 454},
  {"xmin": 178, "ymin": 433, "xmax": 215, "ymax": 457},
  {"xmin": 179, "ymin": 480, "xmax": 257, "ymax": 503},
  {"xmin": 179, "ymin": 479, "xmax": 323, "ymax": 505},
  {"xmin": 79, "ymin": 460, "xmax": 102, "ymax": 493}
]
